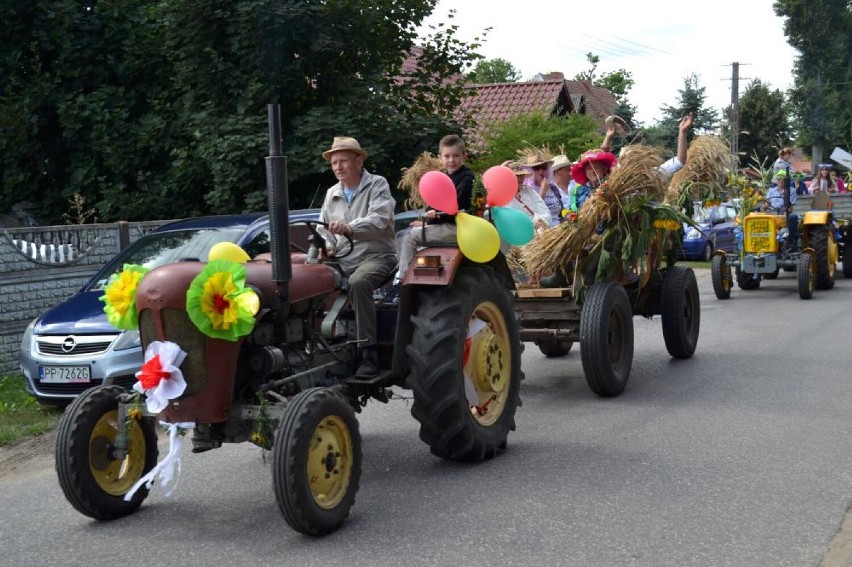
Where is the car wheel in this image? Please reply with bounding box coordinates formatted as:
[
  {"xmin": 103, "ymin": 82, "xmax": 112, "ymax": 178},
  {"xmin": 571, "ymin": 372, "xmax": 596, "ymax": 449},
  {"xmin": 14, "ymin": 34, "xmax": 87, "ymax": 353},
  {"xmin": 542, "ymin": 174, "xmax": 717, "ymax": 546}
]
[{"xmin": 700, "ymin": 242, "xmax": 713, "ymax": 262}]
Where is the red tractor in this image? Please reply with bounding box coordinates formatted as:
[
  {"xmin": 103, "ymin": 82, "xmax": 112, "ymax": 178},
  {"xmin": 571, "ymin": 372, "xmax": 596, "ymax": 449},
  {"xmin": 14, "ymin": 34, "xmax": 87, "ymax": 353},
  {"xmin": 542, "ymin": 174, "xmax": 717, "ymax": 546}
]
[{"xmin": 55, "ymin": 106, "xmax": 523, "ymax": 535}]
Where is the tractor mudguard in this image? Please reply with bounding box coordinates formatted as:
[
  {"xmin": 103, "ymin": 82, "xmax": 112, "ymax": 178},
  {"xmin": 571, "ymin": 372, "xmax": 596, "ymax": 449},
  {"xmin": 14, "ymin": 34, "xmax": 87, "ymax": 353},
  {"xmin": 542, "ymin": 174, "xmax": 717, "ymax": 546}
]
[
  {"xmin": 403, "ymin": 247, "xmax": 465, "ymax": 287},
  {"xmin": 802, "ymin": 210, "xmax": 831, "ymax": 226}
]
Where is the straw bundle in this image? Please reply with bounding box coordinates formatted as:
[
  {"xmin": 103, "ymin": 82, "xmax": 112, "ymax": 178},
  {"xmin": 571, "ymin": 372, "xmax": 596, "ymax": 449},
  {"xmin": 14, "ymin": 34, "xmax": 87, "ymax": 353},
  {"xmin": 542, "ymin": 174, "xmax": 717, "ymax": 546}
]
[
  {"xmin": 666, "ymin": 135, "xmax": 732, "ymax": 205},
  {"xmin": 522, "ymin": 145, "xmax": 668, "ymax": 277},
  {"xmin": 398, "ymin": 152, "xmax": 443, "ymax": 210}
]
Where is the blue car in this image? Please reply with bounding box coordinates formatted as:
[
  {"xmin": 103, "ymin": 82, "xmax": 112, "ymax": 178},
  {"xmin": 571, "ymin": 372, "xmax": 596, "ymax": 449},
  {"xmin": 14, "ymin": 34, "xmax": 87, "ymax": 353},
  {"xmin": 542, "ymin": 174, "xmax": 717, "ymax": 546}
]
[
  {"xmin": 680, "ymin": 202, "xmax": 739, "ymax": 261},
  {"xmin": 19, "ymin": 210, "xmax": 319, "ymax": 406}
]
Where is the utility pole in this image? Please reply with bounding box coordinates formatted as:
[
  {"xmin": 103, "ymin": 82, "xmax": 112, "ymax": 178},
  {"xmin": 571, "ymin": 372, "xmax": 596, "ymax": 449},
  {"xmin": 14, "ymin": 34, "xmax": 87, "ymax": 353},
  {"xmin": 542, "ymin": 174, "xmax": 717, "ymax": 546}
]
[{"xmin": 729, "ymin": 62, "xmax": 740, "ymax": 166}]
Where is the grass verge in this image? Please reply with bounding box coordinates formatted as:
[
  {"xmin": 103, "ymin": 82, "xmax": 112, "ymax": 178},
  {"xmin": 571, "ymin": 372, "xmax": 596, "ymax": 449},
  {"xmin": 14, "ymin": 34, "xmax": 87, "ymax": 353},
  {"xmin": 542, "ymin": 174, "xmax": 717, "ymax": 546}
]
[{"xmin": 0, "ymin": 375, "xmax": 63, "ymax": 447}]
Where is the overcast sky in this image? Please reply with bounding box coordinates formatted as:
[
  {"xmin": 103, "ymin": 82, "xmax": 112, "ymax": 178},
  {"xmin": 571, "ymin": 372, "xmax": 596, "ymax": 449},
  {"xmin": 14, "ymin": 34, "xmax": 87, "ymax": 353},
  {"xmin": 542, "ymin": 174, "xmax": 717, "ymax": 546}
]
[{"xmin": 419, "ymin": 0, "xmax": 799, "ymax": 125}]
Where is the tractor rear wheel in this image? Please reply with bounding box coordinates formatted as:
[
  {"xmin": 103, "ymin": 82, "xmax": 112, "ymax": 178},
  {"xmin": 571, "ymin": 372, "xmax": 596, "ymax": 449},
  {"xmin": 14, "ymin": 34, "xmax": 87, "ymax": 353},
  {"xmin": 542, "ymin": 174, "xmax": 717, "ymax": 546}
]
[
  {"xmin": 661, "ymin": 266, "xmax": 700, "ymax": 359},
  {"xmin": 844, "ymin": 240, "xmax": 852, "ymax": 278},
  {"xmin": 764, "ymin": 268, "xmax": 780, "ymax": 279},
  {"xmin": 798, "ymin": 251, "xmax": 815, "ymax": 300},
  {"xmin": 407, "ymin": 266, "xmax": 522, "ymax": 461},
  {"xmin": 579, "ymin": 282, "xmax": 634, "ymax": 397},
  {"xmin": 711, "ymin": 254, "xmax": 732, "ymax": 299},
  {"xmin": 736, "ymin": 266, "xmax": 761, "ymax": 290},
  {"xmin": 56, "ymin": 385, "xmax": 158, "ymax": 520},
  {"xmin": 272, "ymin": 387, "xmax": 362, "ymax": 536},
  {"xmin": 537, "ymin": 340, "xmax": 573, "ymax": 357},
  {"xmin": 810, "ymin": 225, "xmax": 836, "ymax": 290}
]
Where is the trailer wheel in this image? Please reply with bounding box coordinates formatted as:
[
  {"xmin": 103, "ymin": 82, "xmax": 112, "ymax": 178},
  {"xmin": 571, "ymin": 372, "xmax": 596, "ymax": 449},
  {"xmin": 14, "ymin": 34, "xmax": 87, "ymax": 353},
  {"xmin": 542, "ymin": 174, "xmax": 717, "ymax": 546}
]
[
  {"xmin": 810, "ymin": 225, "xmax": 836, "ymax": 290},
  {"xmin": 661, "ymin": 265, "xmax": 700, "ymax": 359},
  {"xmin": 579, "ymin": 282, "xmax": 634, "ymax": 397},
  {"xmin": 56, "ymin": 385, "xmax": 158, "ymax": 520},
  {"xmin": 711, "ymin": 254, "xmax": 732, "ymax": 299},
  {"xmin": 537, "ymin": 340, "xmax": 573, "ymax": 357},
  {"xmin": 798, "ymin": 251, "xmax": 815, "ymax": 300},
  {"xmin": 408, "ymin": 266, "xmax": 522, "ymax": 461},
  {"xmin": 273, "ymin": 387, "xmax": 362, "ymax": 536},
  {"xmin": 735, "ymin": 265, "xmax": 761, "ymax": 290}
]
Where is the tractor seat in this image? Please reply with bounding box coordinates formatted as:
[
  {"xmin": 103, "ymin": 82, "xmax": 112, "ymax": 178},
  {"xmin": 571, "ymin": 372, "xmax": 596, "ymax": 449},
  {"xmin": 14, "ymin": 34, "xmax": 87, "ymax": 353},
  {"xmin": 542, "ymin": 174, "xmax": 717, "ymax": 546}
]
[{"xmin": 811, "ymin": 192, "xmax": 834, "ymax": 211}]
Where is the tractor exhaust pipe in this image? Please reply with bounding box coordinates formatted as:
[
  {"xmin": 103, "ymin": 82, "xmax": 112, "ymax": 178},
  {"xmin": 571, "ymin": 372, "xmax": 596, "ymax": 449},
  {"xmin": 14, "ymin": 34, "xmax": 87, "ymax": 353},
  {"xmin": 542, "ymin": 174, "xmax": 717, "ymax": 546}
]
[
  {"xmin": 783, "ymin": 166, "xmax": 792, "ymax": 223},
  {"xmin": 265, "ymin": 103, "xmax": 291, "ymax": 314}
]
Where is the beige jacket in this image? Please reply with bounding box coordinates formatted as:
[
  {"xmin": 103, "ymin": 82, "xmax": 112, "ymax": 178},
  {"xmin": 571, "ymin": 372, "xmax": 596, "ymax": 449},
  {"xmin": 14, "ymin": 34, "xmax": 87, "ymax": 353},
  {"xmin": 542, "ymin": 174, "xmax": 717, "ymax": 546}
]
[{"xmin": 319, "ymin": 169, "xmax": 397, "ymax": 274}]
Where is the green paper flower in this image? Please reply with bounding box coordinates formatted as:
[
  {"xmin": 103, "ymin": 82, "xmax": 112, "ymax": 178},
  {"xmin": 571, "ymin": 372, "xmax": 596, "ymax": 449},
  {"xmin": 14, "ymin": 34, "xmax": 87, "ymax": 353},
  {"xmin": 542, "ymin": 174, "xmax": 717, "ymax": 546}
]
[
  {"xmin": 100, "ymin": 264, "xmax": 151, "ymax": 330},
  {"xmin": 186, "ymin": 259, "xmax": 259, "ymax": 341}
]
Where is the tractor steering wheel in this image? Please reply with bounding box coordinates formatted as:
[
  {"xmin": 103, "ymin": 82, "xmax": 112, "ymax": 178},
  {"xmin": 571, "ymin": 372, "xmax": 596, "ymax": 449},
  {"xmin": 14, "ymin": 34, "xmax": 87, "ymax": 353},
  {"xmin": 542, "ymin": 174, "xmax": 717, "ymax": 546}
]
[{"xmin": 288, "ymin": 220, "xmax": 355, "ymax": 260}]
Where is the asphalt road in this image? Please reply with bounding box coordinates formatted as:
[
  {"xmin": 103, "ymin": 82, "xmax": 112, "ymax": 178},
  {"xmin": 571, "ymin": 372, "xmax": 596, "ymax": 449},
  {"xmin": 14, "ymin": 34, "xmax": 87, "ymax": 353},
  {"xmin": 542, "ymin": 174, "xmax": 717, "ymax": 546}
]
[{"xmin": 2, "ymin": 268, "xmax": 852, "ymax": 567}]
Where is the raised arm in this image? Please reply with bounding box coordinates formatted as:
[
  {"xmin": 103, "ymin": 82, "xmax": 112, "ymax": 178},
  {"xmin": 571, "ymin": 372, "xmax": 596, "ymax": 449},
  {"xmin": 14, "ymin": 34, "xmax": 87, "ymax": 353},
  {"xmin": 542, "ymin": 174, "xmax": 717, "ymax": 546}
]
[{"xmin": 676, "ymin": 113, "xmax": 694, "ymax": 166}]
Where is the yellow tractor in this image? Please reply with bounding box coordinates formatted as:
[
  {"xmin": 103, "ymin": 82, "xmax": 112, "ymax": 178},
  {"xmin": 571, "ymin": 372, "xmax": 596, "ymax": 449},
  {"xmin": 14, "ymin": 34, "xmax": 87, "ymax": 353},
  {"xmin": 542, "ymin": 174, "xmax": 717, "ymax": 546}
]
[{"xmin": 712, "ymin": 200, "xmax": 838, "ymax": 300}]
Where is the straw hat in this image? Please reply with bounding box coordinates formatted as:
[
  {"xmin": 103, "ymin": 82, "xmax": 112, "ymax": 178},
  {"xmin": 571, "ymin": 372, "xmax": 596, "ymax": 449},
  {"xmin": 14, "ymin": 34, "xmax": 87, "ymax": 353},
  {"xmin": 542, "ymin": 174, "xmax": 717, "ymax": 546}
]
[
  {"xmin": 502, "ymin": 160, "xmax": 529, "ymax": 177},
  {"xmin": 604, "ymin": 115, "xmax": 631, "ymax": 136},
  {"xmin": 570, "ymin": 149, "xmax": 618, "ymax": 185},
  {"xmin": 322, "ymin": 136, "xmax": 368, "ymax": 160},
  {"xmin": 551, "ymin": 155, "xmax": 572, "ymax": 172},
  {"xmin": 520, "ymin": 152, "xmax": 553, "ymax": 168}
]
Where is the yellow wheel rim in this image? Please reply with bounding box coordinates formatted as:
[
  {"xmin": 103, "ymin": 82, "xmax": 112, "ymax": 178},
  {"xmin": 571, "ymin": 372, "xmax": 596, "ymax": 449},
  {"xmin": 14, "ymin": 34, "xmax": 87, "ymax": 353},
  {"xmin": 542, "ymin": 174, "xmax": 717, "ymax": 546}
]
[
  {"xmin": 89, "ymin": 410, "xmax": 147, "ymax": 495},
  {"xmin": 306, "ymin": 415, "xmax": 353, "ymax": 510},
  {"xmin": 464, "ymin": 301, "xmax": 511, "ymax": 426}
]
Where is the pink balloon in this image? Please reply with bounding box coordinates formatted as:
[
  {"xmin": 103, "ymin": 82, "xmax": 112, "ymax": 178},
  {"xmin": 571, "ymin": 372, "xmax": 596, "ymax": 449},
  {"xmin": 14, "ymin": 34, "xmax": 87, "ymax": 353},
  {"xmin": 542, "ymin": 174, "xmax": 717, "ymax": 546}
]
[
  {"xmin": 483, "ymin": 165, "xmax": 518, "ymax": 206},
  {"xmin": 418, "ymin": 171, "xmax": 458, "ymax": 215}
]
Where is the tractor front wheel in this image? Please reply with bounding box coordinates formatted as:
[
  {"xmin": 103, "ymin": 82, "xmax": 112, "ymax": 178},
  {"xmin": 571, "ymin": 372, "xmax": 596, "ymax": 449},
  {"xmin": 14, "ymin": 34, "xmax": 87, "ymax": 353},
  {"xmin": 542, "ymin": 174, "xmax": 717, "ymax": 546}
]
[
  {"xmin": 272, "ymin": 387, "xmax": 362, "ymax": 536},
  {"xmin": 407, "ymin": 266, "xmax": 522, "ymax": 461},
  {"xmin": 55, "ymin": 385, "xmax": 158, "ymax": 520},
  {"xmin": 711, "ymin": 255, "xmax": 732, "ymax": 299},
  {"xmin": 579, "ymin": 282, "xmax": 634, "ymax": 397},
  {"xmin": 798, "ymin": 251, "xmax": 815, "ymax": 299}
]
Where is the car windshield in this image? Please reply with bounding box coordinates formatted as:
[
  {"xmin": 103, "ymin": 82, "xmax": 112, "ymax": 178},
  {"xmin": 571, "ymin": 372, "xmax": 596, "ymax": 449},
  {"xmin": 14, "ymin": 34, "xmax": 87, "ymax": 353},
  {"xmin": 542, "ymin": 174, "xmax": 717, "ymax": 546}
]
[
  {"xmin": 90, "ymin": 227, "xmax": 246, "ymax": 290},
  {"xmin": 692, "ymin": 206, "xmax": 715, "ymax": 223}
]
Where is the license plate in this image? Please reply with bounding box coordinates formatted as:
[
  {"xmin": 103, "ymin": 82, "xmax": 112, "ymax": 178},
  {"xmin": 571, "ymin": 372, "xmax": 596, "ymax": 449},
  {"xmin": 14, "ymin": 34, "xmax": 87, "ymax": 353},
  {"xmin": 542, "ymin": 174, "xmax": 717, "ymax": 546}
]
[{"xmin": 39, "ymin": 366, "xmax": 91, "ymax": 383}]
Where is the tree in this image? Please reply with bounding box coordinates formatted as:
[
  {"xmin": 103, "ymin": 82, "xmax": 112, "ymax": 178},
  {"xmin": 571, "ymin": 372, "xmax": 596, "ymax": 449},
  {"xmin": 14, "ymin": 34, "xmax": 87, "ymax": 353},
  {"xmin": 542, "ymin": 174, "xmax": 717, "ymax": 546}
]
[
  {"xmin": 0, "ymin": 1, "xmax": 484, "ymax": 222},
  {"xmin": 573, "ymin": 53, "xmax": 637, "ymax": 129},
  {"xmin": 774, "ymin": 0, "xmax": 851, "ymax": 159},
  {"xmin": 646, "ymin": 74, "xmax": 719, "ymax": 153},
  {"xmin": 573, "ymin": 53, "xmax": 600, "ymax": 82},
  {"xmin": 598, "ymin": 68, "xmax": 637, "ymax": 129},
  {"xmin": 725, "ymin": 79, "xmax": 790, "ymax": 166},
  {"xmin": 468, "ymin": 111, "xmax": 599, "ymax": 172},
  {"xmin": 469, "ymin": 58, "xmax": 521, "ymax": 84}
]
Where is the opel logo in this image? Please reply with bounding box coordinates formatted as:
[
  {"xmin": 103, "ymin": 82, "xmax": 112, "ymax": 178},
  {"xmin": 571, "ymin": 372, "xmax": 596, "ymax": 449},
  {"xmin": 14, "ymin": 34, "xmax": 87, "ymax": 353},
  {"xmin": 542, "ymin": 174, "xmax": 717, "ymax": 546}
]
[{"xmin": 61, "ymin": 336, "xmax": 77, "ymax": 353}]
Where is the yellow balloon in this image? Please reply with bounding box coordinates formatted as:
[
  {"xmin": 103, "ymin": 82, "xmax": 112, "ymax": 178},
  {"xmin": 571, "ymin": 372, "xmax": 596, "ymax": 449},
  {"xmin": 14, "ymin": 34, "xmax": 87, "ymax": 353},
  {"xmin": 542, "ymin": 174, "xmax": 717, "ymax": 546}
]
[
  {"xmin": 456, "ymin": 212, "xmax": 501, "ymax": 263},
  {"xmin": 208, "ymin": 242, "xmax": 251, "ymax": 263}
]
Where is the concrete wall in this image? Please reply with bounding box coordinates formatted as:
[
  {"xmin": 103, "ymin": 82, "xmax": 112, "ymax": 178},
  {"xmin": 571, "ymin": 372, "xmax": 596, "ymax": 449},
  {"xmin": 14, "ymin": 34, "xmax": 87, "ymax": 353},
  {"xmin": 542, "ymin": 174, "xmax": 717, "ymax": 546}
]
[{"xmin": 0, "ymin": 221, "xmax": 167, "ymax": 375}]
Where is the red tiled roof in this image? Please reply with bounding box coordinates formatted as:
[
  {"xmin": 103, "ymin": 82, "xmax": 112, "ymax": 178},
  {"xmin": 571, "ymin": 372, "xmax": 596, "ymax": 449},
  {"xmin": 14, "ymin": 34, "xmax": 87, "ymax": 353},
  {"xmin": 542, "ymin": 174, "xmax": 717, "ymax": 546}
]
[
  {"xmin": 395, "ymin": 45, "xmax": 464, "ymax": 88},
  {"xmin": 399, "ymin": 46, "xmax": 423, "ymax": 77},
  {"xmin": 564, "ymin": 79, "xmax": 618, "ymax": 123},
  {"xmin": 460, "ymin": 81, "xmax": 571, "ymax": 126}
]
